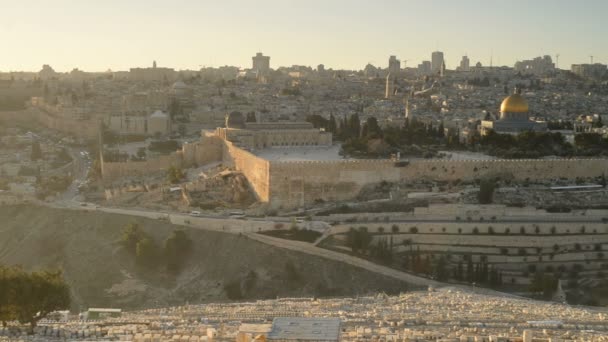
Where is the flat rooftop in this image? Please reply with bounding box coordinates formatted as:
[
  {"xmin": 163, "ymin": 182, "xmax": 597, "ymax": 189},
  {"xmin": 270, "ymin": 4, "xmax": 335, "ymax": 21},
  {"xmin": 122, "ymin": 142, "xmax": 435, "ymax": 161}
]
[
  {"xmin": 253, "ymin": 145, "xmax": 348, "ymax": 162},
  {"xmin": 254, "ymin": 146, "xmax": 497, "ymax": 162}
]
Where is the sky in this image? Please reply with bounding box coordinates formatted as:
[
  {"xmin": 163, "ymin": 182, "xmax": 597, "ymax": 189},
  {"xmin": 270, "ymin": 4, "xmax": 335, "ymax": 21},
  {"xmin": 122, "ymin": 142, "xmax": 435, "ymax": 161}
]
[{"xmin": 1, "ymin": 0, "xmax": 607, "ymax": 72}]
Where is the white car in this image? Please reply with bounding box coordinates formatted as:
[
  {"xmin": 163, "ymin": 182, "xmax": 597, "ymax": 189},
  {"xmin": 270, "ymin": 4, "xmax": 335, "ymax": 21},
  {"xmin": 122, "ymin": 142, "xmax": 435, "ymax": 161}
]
[{"xmin": 190, "ymin": 211, "xmax": 201, "ymax": 217}]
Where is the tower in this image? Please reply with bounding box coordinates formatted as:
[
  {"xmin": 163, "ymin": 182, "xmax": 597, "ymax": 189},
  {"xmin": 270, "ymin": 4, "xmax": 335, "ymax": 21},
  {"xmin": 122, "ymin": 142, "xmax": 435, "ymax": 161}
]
[
  {"xmin": 388, "ymin": 55, "xmax": 400, "ymax": 74},
  {"xmin": 385, "ymin": 73, "xmax": 395, "ymax": 99},
  {"xmin": 431, "ymin": 51, "xmax": 444, "ymax": 74},
  {"xmin": 459, "ymin": 56, "xmax": 470, "ymax": 71},
  {"xmin": 252, "ymin": 52, "xmax": 270, "ymax": 73},
  {"xmin": 153, "ymin": 60, "xmax": 157, "ymax": 69}
]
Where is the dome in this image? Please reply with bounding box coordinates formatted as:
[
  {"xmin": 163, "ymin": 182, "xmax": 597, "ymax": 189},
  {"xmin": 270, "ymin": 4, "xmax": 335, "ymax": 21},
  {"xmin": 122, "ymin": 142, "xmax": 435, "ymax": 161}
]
[{"xmin": 500, "ymin": 93, "xmax": 528, "ymax": 113}]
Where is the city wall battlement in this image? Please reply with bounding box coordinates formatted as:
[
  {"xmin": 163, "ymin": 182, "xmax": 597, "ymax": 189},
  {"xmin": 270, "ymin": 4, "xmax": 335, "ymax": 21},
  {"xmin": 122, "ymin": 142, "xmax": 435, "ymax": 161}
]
[
  {"xmin": 100, "ymin": 132, "xmax": 608, "ymax": 208},
  {"xmin": 267, "ymin": 157, "xmax": 608, "ymax": 208}
]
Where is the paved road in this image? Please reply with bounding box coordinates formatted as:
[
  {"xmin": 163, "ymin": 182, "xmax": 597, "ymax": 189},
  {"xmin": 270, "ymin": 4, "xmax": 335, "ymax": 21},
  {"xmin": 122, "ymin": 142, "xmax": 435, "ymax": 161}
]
[{"xmin": 244, "ymin": 231, "xmax": 521, "ymax": 298}]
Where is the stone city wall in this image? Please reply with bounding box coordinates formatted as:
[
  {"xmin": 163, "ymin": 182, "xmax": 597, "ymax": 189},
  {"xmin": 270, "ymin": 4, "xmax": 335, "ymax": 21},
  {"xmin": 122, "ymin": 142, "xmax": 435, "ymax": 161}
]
[
  {"xmin": 32, "ymin": 108, "xmax": 99, "ymax": 140},
  {"xmin": 222, "ymin": 141, "xmax": 270, "ymax": 202},
  {"xmin": 1, "ymin": 109, "xmax": 99, "ymax": 140},
  {"xmin": 101, "ymin": 133, "xmax": 225, "ymax": 183},
  {"xmin": 98, "ymin": 133, "xmax": 608, "ymax": 206},
  {"xmin": 181, "ymin": 133, "xmax": 224, "ymax": 168},
  {"xmin": 267, "ymin": 158, "xmax": 608, "ymax": 208},
  {"xmin": 101, "ymin": 153, "xmax": 183, "ymax": 182}
]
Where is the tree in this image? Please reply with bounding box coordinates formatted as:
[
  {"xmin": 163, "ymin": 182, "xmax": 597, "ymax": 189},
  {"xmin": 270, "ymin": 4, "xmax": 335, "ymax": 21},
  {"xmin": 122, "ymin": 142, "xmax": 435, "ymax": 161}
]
[
  {"xmin": 478, "ymin": 179, "xmax": 496, "ymax": 204},
  {"xmin": 167, "ymin": 166, "xmax": 184, "ymax": 184},
  {"xmin": 164, "ymin": 230, "xmax": 193, "ymax": 273},
  {"xmin": 364, "ymin": 117, "xmax": 382, "ymax": 138},
  {"xmin": 30, "ymin": 142, "xmax": 42, "ymax": 161},
  {"xmin": 328, "ymin": 114, "xmax": 337, "ymax": 134},
  {"xmin": 136, "ymin": 237, "xmax": 159, "ymax": 267},
  {"xmin": 455, "ymin": 262, "xmax": 464, "ymax": 281},
  {"xmin": 466, "ymin": 257, "xmax": 474, "ymax": 283},
  {"xmin": 346, "ymin": 227, "xmax": 372, "ymax": 253},
  {"xmin": 121, "ymin": 222, "xmax": 144, "ymax": 254},
  {"xmin": 168, "ymin": 98, "xmax": 183, "ymax": 120},
  {"xmin": 12, "ymin": 269, "xmax": 70, "ymax": 333},
  {"xmin": 0, "ymin": 266, "xmax": 17, "ymax": 325},
  {"xmin": 434, "ymin": 256, "xmax": 448, "ymax": 281},
  {"xmin": 246, "ymin": 112, "xmax": 257, "ymax": 123},
  {"xmin": 370, "ymin": 237, "xmax": 392, "ymax": 265}
]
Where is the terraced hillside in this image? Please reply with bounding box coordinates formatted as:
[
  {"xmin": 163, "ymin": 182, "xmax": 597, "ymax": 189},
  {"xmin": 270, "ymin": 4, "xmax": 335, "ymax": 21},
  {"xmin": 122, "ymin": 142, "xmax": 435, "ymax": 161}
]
[{"xmin": 320, "ymin": 216, "xmax": 608, "ymax": 305}]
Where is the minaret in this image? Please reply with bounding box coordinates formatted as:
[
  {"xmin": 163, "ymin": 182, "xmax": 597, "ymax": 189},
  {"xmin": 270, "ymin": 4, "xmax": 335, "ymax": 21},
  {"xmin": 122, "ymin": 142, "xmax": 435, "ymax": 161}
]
[
  {"xmin": 440, "ymin": 60, "xmax": 446, "ymax": 77},
  {"xmin": 385, "ymin": 73, "xmax": 395, "ymax": 99},
  {"xmin": 153, "ymin": 60, "xmax": 157, "ymax": 69},
  {"xmin": 404, "ymin": 96, "xmax": 412, "ymax": 119}
]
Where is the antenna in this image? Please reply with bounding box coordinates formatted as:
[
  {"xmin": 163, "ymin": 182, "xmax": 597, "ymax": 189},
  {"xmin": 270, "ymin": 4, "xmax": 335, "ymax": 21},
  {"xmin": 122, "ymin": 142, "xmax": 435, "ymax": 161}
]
[
  {"xmin": 590, "ymin": 55, "xmax": 594, "ymax": 64},
  {"xmin": 555, "ymin": 54, "xmax": 560, "ymax": 69}
]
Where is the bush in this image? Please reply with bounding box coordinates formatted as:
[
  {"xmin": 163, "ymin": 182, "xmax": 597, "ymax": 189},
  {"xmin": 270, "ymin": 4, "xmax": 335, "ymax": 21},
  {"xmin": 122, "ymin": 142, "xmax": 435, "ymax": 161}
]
[
  {"xmin": 121, "ymin": 222, "xmax": 144, "ymax": 254},
  {"xmin": 164, "ymin": 230, "xmax": 193, "ymax": 273},
  {"xmin": 148, "ymin": 140, "xmax": 181, "ymax": 154},
  {"xmin": 166, "ymin": 166, "xmax": 184, "ymax": 184},
  {"xmin": 346, "ymin": 227, "xmax": 372, "ymax": 253},
  {"xmin": 136, "ymin": 237, "xmax": 159, "ymax": 267},
  {"xmin": 223, "ymin": 280, "xmax": 243, "ymax": 300}
]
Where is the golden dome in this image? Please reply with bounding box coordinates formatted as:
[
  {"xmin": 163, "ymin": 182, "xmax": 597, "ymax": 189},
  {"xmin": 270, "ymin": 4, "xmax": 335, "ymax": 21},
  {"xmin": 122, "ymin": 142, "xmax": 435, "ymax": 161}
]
[{"xmin": 500, "ymin": 93, "xmax": 528, "ymax": 113}]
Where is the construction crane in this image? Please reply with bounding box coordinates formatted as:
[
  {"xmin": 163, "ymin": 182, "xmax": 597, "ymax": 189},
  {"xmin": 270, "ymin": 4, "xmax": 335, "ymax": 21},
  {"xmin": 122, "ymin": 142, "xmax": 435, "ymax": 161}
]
[{"xmin": 402, "ymin": 59, "xmax": 408, "ymax": 69}]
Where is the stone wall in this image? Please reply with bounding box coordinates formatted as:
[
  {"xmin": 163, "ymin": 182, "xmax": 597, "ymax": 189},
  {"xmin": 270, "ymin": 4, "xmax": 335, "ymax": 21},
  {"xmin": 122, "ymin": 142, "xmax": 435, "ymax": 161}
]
[
  {"xmin": 181, "ymin": 133, "xmax": 224, "ymax": 168},
  {"xmin": 31, "ymin": 108, "xmax": 100, "ymax": 140},
  {"xmin": 101, "ymin": 133, "xmax": 225, "ymax": 183},
  {"xmin": 267, "ymin": 158, "xmax": 608, "ymax": 208},
  {"xmin": 222, "ymin": 141, "xmax": 270, "ymax": 202},
  {"xmin": 98, "ymin": 130, "xmax": 608, "ymax": 207},
  {"xmin": 101, "ymin": 154, "xmax": 183, "ymax": 182},
  {"xmin": 1, "ymin": 109, "xmax": 100, "ymax": 140}
]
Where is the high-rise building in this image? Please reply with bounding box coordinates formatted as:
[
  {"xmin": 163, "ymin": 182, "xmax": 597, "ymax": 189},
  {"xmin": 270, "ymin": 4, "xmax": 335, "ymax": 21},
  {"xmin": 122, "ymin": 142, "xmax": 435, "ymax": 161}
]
[
  {"xmin": 458, "ymin": 56, "xmax": 470, "ymax": 71},
  {"xmin": 514, "ymin": 55, "xmax": 554, "ymax": 75},
  {"xmin": 571, "ymin": 63, "xmax": 607, "ymax": 78},
  {"xmin": 317, "ymin": 64, "xmax": 325, "ymax": 72},
  {"xmin": 388, "ymin": 55, "xmax": 400, "ymax": 74},
  {"xmin": 417, "ymin": 61, "xmax": 432, "ymax": 75},
  {"xmin": 431, "ymin": 51, "xmax": 444, "ymax": 74},
  {"xmin": 252, "ymin": 52, "xmax": 270, "ymax": 73}
]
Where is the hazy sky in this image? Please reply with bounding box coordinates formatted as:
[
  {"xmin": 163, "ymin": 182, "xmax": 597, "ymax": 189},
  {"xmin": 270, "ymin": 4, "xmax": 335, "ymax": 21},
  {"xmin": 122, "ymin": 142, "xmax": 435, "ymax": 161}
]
[{"xmin": 2, "ymin": 0, "xmax": 607, "ymax": 72}]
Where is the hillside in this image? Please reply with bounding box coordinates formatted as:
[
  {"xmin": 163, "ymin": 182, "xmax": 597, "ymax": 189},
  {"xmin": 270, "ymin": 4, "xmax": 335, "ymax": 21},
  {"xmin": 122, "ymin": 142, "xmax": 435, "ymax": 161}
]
[{"xmin": 0, "ymin": 205, "xmax": 408, "ymax": 310}]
